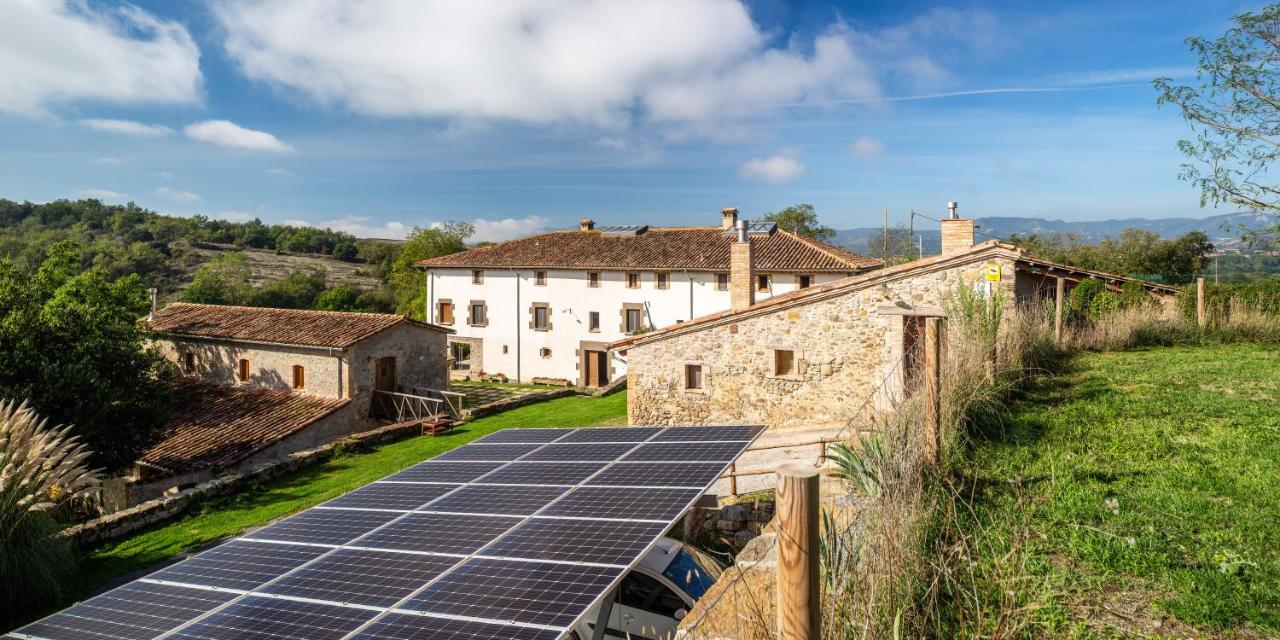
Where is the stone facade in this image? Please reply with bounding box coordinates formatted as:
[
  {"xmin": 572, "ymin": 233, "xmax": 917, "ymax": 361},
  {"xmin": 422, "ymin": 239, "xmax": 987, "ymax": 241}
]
[
  {"xmin": 155, "ymin": 321, "xmax": 448, "ymax": 418},
  {"xmin": 621, "ymin": 252, "xmax": 1020, "ymax": 431},
  {"xmin": 940, "ymin": 218, "xmax": 975, "ymax": 254}
]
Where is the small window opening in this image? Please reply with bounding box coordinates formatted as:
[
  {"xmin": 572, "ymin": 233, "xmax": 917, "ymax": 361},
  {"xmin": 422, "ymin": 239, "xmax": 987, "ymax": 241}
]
[
  {"xmin": 237, "ymin": 359, "xmax": 251, "ymax": 383},
  {"xmin": 774, "ymin": 349, "xmax": 795, "ymax": 376},
  {"xmin": 685, "ymin": 364, "xmax": 703, "ymax": 390},
  {"xmin": 292, "ymin": 365, "xmax": 305, "ymax": 389}
]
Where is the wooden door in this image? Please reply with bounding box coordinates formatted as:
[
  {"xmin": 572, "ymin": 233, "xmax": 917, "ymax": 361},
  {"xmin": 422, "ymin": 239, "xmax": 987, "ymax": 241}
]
[
  {"xmin": 376, "ymin": 356, "xmax": 396, "ymax": 392},
  {"xmin": 585, "ymin": 350, "xmax": 607, "ymax": 387},
  {"xmin": 902, "ymin": 316, "xmax": 926, "ymax": 392}
]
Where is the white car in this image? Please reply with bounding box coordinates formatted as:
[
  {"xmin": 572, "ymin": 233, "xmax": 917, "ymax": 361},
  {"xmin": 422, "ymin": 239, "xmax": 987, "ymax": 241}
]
[{"xmin": 568, "ymin": 537, "xmax": 723, "ymax": 640}]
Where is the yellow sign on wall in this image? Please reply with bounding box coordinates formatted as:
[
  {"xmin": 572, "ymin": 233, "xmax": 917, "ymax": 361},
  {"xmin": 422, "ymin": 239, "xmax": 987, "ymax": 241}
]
[{"xmin": 985, "ymin": 263, "xmax": 1002, "ymax": 282}]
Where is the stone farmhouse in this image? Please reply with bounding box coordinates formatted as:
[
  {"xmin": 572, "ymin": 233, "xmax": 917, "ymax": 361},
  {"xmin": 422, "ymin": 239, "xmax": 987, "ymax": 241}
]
[
  {"xmin": 612, "ymin": 213, "xmax": 1178, "ymax": 438},
  {"xmin": 417, "ymin": 208, "xmax": 881, "ymax": 387},
  {"xmin": 135, "ymin": 303, "xmax": 452, "ymax": 499}
]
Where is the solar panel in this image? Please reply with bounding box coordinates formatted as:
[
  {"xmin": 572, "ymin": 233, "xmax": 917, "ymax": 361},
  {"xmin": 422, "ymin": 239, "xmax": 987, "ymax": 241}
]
[
  {"xmin": 6, "ymin": 582, "xmax": 235, "ymax": 640},
  {"xmin": 481, "ymin": 518, "xmax": 667, "ymax": 565},
  {"xmin": 167, "ymin": 596, "xmax": 378, "ymax": 640},
  {"xmin": 324, "ymin": 482, "xmax": 461, "ymax": 511},
  {"xmin": 10, "ymin": 425, "xmax": 764, "ymax": 640},
  {"xmin": 146, "ymin": 540, "xmax": 326, "ymax": 591},
  {"xmin": 474, "ymin": 462, "xmax": 603, "ymax": 485},
  {"xmin": 261, "ymin": 549, "xmax": 458, "ymax": 608},
  {"xmin": 587, "ymin": 461, "xmax": 726, "ymax": 488},
  {"xmin": 383, "ymin": 461, "xmax": 503, "ymax": 483},
  {"xmin": 399, "ymin": 558, "xmax": 623, "ymax": 628}
]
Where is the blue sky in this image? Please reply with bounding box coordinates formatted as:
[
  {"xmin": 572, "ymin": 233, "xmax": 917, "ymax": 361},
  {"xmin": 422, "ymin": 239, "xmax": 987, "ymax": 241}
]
[{"xmin": 0, "ymin": 1, "xmax": 1257, "ymax": 241}]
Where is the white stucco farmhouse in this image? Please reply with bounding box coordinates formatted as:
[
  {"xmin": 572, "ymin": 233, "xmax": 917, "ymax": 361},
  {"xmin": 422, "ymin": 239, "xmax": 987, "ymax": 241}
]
[{"xmin": 417, "ymin": 208, "xmax": 881, "ymax": 386}]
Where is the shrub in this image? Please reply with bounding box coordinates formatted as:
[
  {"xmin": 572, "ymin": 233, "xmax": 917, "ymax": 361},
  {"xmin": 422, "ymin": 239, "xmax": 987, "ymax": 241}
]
[{"xmin": 0, "ymin": 399, "xmax": 100, "ymax": 627}]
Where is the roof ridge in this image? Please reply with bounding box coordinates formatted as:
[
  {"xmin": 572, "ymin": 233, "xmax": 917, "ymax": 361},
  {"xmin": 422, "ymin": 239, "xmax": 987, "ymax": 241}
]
[
  {"xmin": 165, "ymin": 302, "xmax": 407, "ymax": 320},
  {"xmin": 775, "ymin": 228, "xmax": 880, "ymax": 268}
]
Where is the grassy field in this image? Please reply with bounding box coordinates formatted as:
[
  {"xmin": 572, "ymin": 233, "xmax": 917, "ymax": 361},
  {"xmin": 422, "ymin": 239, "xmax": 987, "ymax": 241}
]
[
  {"xmin": 963, "ymin": 344, "xmax": 1279, "ymax": 638},
  {"xmin": 56, "ymin": 391, "xmax": 627, "ymax": 617}
]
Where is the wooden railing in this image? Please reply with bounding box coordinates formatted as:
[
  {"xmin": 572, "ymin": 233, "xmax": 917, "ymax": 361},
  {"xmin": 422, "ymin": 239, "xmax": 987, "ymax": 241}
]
[
  {"xmin": 398, "ymin": 385, "xmax": 465, "ymax": 419},
  {"xmin": 719, "ymin": 437, "xmax": 833, "ymax": 496},
  {"xmin": 372, "ymin": 389, "xmax": 448, "ymax": 424}
]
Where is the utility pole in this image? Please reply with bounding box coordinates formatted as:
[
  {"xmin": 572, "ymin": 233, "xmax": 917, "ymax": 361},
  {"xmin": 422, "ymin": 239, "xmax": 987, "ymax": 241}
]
[{"xmin": 882, "ymin": 208, "xmax": 889, "ymax": 265}]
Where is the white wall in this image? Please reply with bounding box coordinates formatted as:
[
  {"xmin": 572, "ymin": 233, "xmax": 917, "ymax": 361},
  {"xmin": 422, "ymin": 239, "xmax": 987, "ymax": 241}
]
[{"xmin": 425, "ymin": 267, "xmax": 847, "ymax": 384}]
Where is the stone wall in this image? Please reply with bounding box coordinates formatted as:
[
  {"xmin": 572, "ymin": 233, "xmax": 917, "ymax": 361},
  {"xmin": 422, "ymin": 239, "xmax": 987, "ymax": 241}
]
[
  {"xmin": 347, "ymin": 322, "xmax": 450, "ymax": 417},
  {"xmin": 155, "ymin": 338, "xmax": 345, "ymax": 398},
  {"xmin": 624, "ymin": 256, "xmax": 1018, "ymax": 430}
]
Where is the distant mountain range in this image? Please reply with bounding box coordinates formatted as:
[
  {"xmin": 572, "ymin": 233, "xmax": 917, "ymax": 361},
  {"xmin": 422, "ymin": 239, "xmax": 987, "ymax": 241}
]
[{"xmin": 835, "ymin": 211, "xmax": 1275, "ymax": 256}]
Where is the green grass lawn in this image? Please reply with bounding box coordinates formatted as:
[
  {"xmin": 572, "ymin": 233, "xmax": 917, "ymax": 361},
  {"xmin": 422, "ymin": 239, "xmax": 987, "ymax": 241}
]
[
  {"xmin": 61, "ymin": 391, "xmax": 627, "ymax": 615},
  {"xmin": 963, "ymin": 344, "xmax": 1279, "ymax": 638}
]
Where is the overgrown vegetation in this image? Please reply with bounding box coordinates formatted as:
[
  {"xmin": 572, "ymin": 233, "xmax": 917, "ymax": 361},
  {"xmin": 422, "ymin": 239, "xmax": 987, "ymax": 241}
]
[
  {"xmin": 1007, "ymin": 228, "xmax": 1214, "ymax": 284},
  {"xmin": 0, "ymin": 242, "xmax": 174, "ymax": 472},
  {"xmin": 0, "ymin": 400, "xmax": 100, "ymax": 630}
]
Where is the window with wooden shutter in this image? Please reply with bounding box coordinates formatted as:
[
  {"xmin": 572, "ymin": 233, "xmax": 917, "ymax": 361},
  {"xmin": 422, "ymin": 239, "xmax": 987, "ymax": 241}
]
[
  {"xmin": 437, "ymin": 300, "xmax": 454, "ymax": 325},
  {"xmin": 626, "ymin": 272, "xmax": 640, "ymax": 289},
  {"xmin": 292, "ymin": 365, "xmax": 305, "ymax": 389},
  {"xmin": 237, "ymin": 359, "xmax": 250, "ymax": 383}
]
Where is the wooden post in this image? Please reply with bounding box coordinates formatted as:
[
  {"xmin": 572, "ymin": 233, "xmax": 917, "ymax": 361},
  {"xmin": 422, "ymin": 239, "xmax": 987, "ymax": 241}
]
[
  {"xmin": 1054, "ymin": 276, "xmax": 1065, "ymax": 344},
  {"xmin": 728, "ymin": 461, "xmax": 737, "ymax": 497},
  {"xmin": 924, "ymin": 317, "xmax": 943, "ymax": 465},
  {"xmin": 776, "ymin": 463, "xmax": 820, "ymax": 640},
  {"xmin": 1196, "ymin": 277, "xmax": 1207, "ymax": 328}
]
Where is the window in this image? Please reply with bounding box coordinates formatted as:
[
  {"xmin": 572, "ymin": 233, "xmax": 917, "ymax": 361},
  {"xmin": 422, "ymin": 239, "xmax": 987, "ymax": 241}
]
[
  {"xmin": 531, "ymin": 303, "xmax": 551, "ymax": 331},
  {"xmin": 626, "ymin": 272, "xmax": 640, "ymax": 289},
  {"xmin": 237, "ymin": 359, "xmax": 250, "ymax": 383},
  {"xmin": 534, "ymin": 270, "xmax": 547, "ymax": 286},
  {"xmin": 717, "ymin": 273, "xmax": 729, "ymax": 291},
  {"xmin": 588, "ymin": 272, "xmax": 600, "ymax": 288},
  {"xmin": 797, "ymin": 274, "xmax": 812, "ymax": 289},
  {"xmin": 774, "ymin": 349, "xmax": 796, "ymax": 376},
  {"xmin": 183, "ymin": 352, "xmax": 195, "ymax": 373},
  {"xmin": 539, "ymin": 347, "xmax": 552, "ymax": 358},
  {"xmin": 589, "ymin": 311, "xmax": 600, "ymax": 332},
  {"xmin": 292, "ymin": 365, "xmax": 305, "ymax": 389},
  {"xmin": 655, "ymin": 272, "xmax": 669, "ymax": 289},
  {"xmin": 468, "ymin": 301, "xmax": 487, "ymax": 326},
  {"xmin": 471, "ymin": 269, "xmax": 484, "ymax": 284},
  {"xmin": 450, "ymin": 342, "xmax": 472, "ymax": 370},
  {"xmin": 685, "ymin": 364, "xmax": 704, "ymax": 390},
  {"xmin": 436, "ymin": 300, "xmax": 454, "ymax": 325},
  {"xmin": 502, "ymin": 345, "xmax": 509, "ymax": 354},
  {"xmin": 625, "ymin": 307, "xmax": 645, "ymax": 334},
  {"xmin": 757, "ymin": 274, "xmax": 771, "ymax": 292}
]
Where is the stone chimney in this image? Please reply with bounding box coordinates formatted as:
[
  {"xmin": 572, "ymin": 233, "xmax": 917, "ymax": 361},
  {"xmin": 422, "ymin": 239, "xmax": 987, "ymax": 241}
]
[
  {"xmin": 939, "ymin": 201, "xmax": 974, "ymax": 254},
  {"xmin": 580, "ymin": 219, "xmax": 595, "ymax": 231},
  {"xmin": 721, "ymin": 207, "xmax": 739, "ymax": 229},
  {"xmin": 730, "ymin": 219, "xmax": 755, "ymax": 311}
]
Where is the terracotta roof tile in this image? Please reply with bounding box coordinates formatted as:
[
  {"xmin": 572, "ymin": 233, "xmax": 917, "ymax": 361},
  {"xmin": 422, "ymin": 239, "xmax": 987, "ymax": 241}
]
[
  {"xmin": 139, "ymin": 379, "xmax": 350, "ymax": 473},
  {"xmin": 148, "ymin": 303, "xmax": 449, "ymax": 348},
  {"xmin": 417, "ymin": 227, "xmax": 881, "ymax": 272}
]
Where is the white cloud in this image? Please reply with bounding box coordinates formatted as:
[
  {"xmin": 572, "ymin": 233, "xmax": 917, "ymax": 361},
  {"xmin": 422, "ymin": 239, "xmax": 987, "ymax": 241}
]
[
  {"xmin": 184, "ymin": 120, "xmax": 294, "ymax": 153},
  {"xmin": 79, "ymin": 189, "xmax": 128, "ymax": 201},
  {"xmin": 850, "ymin": 136, "xmax": 884, "ymax": 157},
  {"xmin": 1046, "ymin": 66, "xmax": 1194, "ymax": 87},
  {"xmin": 0, "ymin": 2, "xmax": 200, "ymax": 116},
  {"xmin": 80, "ymin": 118, "xmax": 174, "ymax": 137},
  {"xmin": 154, "ymin": 186, "xmax": 201, "ymax": 202},
  {"xmin": 217, "ymin": 211, "xmax": 256, "ymax": 223},
  {"xmin": 213, "ymin": 1, "xmax": 879, "ymax": 127},
  {"xmin": 468, "ymin": 216, "xmax": 552, "ymax": 243},
  {"xmin": 739, "ymin": 154, "xmax": 806, "ymax": 183}
]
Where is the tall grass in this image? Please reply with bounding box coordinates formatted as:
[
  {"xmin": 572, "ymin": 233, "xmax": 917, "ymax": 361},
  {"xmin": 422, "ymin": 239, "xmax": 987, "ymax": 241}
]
[{"xmin": 0, "ymin": 399, "xmax": 100, "ymax": 627}]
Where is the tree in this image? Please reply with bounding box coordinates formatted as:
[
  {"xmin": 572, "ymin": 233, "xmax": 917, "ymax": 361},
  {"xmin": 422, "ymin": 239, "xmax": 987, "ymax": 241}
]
[
  {"xmin": 389, "ymin": 222, "xmax": 473, "ymax": 319},
  {"xmin": 759, "ymin": 204, "xmax": 836, "ymax": 242},
  {"xmin": 247, "ymin": 267, "xmax": 327, "ymax": 309},
  {"xmin": 1156, "ymin": 5, "xmax": 1280, "ymax": 243},
  {"xmin": 0, "ymin": 242, "xmax": 174, "ymax": 472},
  {"xmin": 181, "ymin": 252, "xmax": 253, "ymax": 305},
  {"xmin": 314, "ymin": 285, "xmax": 366, "ymax": 311}
]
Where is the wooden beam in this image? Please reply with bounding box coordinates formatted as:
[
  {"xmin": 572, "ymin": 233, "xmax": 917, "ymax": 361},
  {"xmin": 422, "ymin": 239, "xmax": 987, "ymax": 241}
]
[
  {"xmin": 876, "ymin": 304, "xmax": 945, "ymax": 317},
  {"xmin": 1196, "ymin": 277, "xmax": 1207, "ymax": 328},
  {"xmin": 776, "ymin": 463, "xmax": 820, "ymax": 640},
  {"xmin": 924, "ymin": 317, "xmax": 943, "ymax": 465},
  {"xmin": 1054, "ymin": 276, "xmax": 1065, "ymax": 345}
]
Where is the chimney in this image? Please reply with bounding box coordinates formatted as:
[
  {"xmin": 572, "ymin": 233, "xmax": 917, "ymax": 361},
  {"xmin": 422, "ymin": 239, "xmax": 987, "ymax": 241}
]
[
  {"xmin": 939, "ymin": 200, "xmax": 975, "ymax": 254},
  {"xmin": 148, "ymin": 288, "xmax": 158, "ymax": 321},
  {"xmin": 580, "ymin": 219, "xmax": 595, "ymax": 231},
  {"xmin": 721, "ymin": 207, "xmax": 739, "ymax": 229},
  {"xmin": 730, "ymin": 219, "xmax": 755, "ymax": 311}
]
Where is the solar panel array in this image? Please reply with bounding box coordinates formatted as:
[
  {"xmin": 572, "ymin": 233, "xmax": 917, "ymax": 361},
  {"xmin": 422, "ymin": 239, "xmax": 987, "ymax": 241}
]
[{"xmin": 8, "ymin": 424, "xmax": 762, "ymax": 640}]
